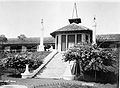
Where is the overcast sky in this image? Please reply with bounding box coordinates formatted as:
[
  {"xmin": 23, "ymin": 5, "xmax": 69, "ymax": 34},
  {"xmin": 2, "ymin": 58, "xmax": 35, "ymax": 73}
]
[{"xmin": 0, "ymin": 0, "xmax": 120, "ymax": 38}]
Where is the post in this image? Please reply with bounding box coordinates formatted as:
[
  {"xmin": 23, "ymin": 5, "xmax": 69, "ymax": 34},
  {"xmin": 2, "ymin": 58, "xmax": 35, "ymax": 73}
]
[
  {"xmin": 38, "ymin": 19, "xmax": 44, "ymax": 51},
  {"xmin": 92, "ymin": 16, "xmax": 97, "ymax": 44},
  {"xmin": 21, "ymin": 64, "xmax": 31, "ymax": 79},
  {"xmin": 62, "ymin": 61, "xmax": 75, "ymax": 80}
]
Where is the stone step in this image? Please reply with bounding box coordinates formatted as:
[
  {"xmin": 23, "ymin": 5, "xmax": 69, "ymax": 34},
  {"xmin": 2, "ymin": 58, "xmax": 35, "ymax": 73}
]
[{"xmin": 36, "ymin": 52, "xmax": 67, "ymax": 79}]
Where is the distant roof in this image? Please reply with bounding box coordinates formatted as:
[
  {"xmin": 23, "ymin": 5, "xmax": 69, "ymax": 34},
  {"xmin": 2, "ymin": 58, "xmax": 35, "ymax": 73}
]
[
  {"xmin": 2, "ymin": 37, "xmax": 55, "ymax": 45},
  {"xmin": 1, "ymin": 34, "xmax": 120, "ymax": 45},
  {"xmin": 50, "ymin": 23, "xmax": 92, "ymax": 37},
  {"xmin": 96, "ymin": 34, "xmax": 120, "ymax": 42}
]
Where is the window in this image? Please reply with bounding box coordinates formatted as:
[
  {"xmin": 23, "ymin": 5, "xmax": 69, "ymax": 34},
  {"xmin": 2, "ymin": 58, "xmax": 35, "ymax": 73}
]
[
  {"xmin": 61, "ymin": 35, "xmax": 66, "ymax": 51},
  {"xmin": 68, "ymin": 35, "xmax": 75, "ymax": 48}
]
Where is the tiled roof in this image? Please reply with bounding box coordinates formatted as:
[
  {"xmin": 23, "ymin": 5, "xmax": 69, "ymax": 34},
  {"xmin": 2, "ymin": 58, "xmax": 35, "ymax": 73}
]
[
  {"xmin": 96, "ymin": 34, "xmax": 120, "ymax": 42},
  {"xmin": 56, "ymin": 23, "xmax": 90, "ymax": 32},
  {"xmin": 50, "ymin": 23, "xmax": 92, "ymax": 37},
  {"xmin": 2, "ymin": 37, "xmax": 55, "ymax": 45}
]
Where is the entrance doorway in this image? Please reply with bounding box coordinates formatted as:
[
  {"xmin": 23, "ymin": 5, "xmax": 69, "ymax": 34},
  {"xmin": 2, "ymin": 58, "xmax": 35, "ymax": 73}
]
[
  {"xmin": 68, "ymin": 35, "xmax": 75, "ymax": 49},
  {"xmin": 61, "ymin": 35, "xmax": 66, "ymax": 51}
]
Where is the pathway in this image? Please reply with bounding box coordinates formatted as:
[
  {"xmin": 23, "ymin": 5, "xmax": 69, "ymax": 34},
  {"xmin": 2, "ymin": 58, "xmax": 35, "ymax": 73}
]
[{"xmin": 36, "ymin": 52, "xmax": 67, "ymax": 79}]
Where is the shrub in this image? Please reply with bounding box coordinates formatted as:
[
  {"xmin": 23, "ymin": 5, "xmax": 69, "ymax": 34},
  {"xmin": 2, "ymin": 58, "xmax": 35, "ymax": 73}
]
[
  {"xmin": 63, "ymin": 43, "xmax": 118, "ymax": 83},
  {"xmin": 1, "ymin": 52, "xmax": 44, "ymax": 75}
]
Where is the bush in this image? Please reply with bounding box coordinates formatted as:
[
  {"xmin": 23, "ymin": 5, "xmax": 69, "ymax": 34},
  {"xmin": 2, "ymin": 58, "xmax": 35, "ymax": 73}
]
[
  {"xmin": 63, "ymin": 43, "xmax": 118, "ymax": 83},
  {"xmin": 1, "ymin": 52, "xmax": 45, "ymax": 76}
]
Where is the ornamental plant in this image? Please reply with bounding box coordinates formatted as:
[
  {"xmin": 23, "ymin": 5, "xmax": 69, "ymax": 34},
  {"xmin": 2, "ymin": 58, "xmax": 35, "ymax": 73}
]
[
  {"xmin": 63, "ymin": 43, "xmax": 118, "ymax": 83},
  {"xmin": 1, "ymin": 52, "xmax": 43, "ymax": 75}
]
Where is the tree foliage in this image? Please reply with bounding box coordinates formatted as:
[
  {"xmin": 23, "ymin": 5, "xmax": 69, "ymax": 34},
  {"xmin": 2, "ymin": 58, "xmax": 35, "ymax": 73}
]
[
  {"xmin": 18, "ymin": 34, "xmax": 26, "ymax": 41},
  {"xmin": 0, "ymin": 35, "xmax": 7, "ymax": 50},
  {"xmin": 0, "ymin": 35, "xmax": 7, "ymax": 43}
]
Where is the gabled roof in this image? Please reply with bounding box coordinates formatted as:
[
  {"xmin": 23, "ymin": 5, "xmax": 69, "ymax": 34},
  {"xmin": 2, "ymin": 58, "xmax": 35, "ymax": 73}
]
[
  {"xmin": 50, "ymin": 23, "xmax": 92, "ymax": 37},
  {"xmin": 2, "ymin": 37, "xmax": 55, "ymax": 45},
  {"xmin": 96, "ymin": 34, "xmax": 120, "ymax": 42}
]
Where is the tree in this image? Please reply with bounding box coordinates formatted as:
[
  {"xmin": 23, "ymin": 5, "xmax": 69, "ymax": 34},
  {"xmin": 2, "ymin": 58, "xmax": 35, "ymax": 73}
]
[
  {"xmin": 0, "ymin": 35, "xmax": 7, "ymax": 51},
  {"xmin": 18, "ymin": 34, "xmax": 26, "ymax": 41},
  {"xmin": 63, "ymin": 43, "xmax": 117, "ymax": 83}
]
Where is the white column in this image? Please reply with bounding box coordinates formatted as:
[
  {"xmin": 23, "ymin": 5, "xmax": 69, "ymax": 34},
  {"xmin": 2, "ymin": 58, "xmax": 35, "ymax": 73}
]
[
  {"xmin": 92, "ymin": 17, "xmax": 97, "ymax": 44},
  {"xmin": 58, "ymin": 35, "xmax": 61, "ymax": 52},
  {"xmin": 38, "ymin": 19, "xmax": 44, "ymax": 51},
  {"xmin": 75, "ymin": 34, "xmax": 77, "ymax": 44},
  {"xmin": 93, "ymin": 27, "xmax": 96, "ymax": 44},
  {"xmin": 82, "ymin": 34, "xmax": 85, "ymax": 43},
  {"xmin": 66, "ymin": 34, "xmax": 68, "ymax": 50}
]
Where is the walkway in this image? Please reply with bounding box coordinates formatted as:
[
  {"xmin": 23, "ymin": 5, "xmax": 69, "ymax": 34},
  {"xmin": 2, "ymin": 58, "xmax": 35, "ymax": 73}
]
[{"xmin": 36, "ymin": 52, "xmax": 67, "ymax": 79}]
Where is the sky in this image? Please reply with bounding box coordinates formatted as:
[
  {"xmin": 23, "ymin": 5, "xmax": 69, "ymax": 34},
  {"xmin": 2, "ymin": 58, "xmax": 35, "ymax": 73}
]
[{"xmin": 0, "ymin": 0, "xmax": 120, "ymax": 38}]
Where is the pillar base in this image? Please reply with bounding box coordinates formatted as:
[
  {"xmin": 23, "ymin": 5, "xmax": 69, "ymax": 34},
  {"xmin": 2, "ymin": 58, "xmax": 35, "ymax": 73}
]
[
  {"xmin": 21, "ymin": 64, "xmax": 31, "ymax": 79},
  {"xmin": 62, "ymin": 75, "xmax": 75, "ymax": 80},
  {"xmin": 21, "ymin": 73, "xmax": 31, "ymax": 79},
  {"xmin": 62, "ymin": 62, "xmax": 75, "ymax": 80},
  {"xmin": 38, "ymin": 45, "xmax": 44, "ymax": 51}
]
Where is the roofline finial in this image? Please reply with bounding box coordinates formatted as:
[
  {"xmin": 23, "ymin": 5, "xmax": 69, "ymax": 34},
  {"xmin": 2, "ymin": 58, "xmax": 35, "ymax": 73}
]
[{"xmin": 72, "ymin": 2, "xmax": 78, "ymax": 18}]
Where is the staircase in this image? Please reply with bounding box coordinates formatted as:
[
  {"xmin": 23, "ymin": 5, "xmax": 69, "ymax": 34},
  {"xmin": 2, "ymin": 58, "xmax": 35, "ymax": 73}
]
[{"xmin": 36, "ymin": 52, "xmax": 67, "ymax": 79}]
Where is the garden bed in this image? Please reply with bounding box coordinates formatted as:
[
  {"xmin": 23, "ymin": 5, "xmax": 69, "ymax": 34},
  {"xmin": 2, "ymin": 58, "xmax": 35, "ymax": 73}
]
[{"xmin": 0, "ymin": 51, "xmax": 51, "ymax": 78}]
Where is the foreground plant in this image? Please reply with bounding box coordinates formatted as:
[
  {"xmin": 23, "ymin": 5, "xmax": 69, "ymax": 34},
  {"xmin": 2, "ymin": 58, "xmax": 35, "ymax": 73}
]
[
  {"xmin": 0, "ymin": 52, "xmax": 43, "ymax": 76},
  {"xmin": 63, "ymin": 43, "xmax": 118, "ymax": 83}
]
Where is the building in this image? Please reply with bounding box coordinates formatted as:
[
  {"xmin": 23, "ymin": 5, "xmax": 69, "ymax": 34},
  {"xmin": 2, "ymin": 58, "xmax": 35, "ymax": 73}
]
[
  {"xmin": 96, "ymin": 34, "xmax": 120, "ymax": 49},
  {"xmin": 0, "ymin": 34, "xmax": 120, "ymax": 53},
  {"xmin": 50, "ymin": 18, "xmax": 92, "ymax": 51},
  {"xmin": 1, "ymin": 37, "xmax": 55, "ymax": 52}
]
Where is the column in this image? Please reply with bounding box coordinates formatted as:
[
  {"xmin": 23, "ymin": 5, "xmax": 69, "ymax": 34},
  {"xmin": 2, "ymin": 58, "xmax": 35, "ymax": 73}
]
[
  {"xmin": 66, "ymin": 34, "xmax": 68, "ymax": 50},
  {"xmin": 38, "ymin": 19, "xmax": 44, "ymax": 51},
  {"xmin": 82, "ymin": 34, "xmax": 85, "ymax": 43},
  {"xmin": 75, "ymin": 34, "xmax": 77, "ymax": 44},
  {"xmin": 58, "ymin": 35, "xmax": 61, "ymax": 52}
]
